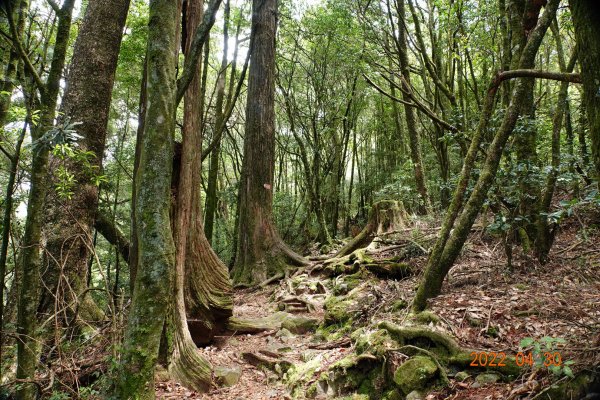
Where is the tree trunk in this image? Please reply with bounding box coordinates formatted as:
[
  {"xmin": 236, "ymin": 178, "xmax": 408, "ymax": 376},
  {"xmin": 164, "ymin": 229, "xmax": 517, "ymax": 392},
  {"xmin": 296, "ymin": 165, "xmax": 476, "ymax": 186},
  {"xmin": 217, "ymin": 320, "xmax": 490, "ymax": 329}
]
[
  {"xmin": 570, "ymin": 0, "xmax": 600, "ymax": 185},
  {"xmin": 175, "ymin": 0, "xmax": 232, "ymax": 347},
  {"xmin": 232, "ymin": 0, "xmax": 307, "ymax": 286},
  {"xmin": 37, "ymin": 0, "xmax": 130, "ymax": 328},
  {"xmin": 535, "ymin": 25, "xmax": 577, "ymax": 263},
  {"xmin": 204, "ymin": 0, "xmax": 231, "ymax": 244},
  {"xmin": 393, "ymin": 0, "xmax": 430, "ymax": 214},
  {"xmin": 413, "ymin": 0, "xmax": 561, "ymax": 312},
  {"xmin": 15, "ymin": 1, "xmax": 76, "ymax": 398},
  {"xmin": 115, "ymin": 0, "xmax": 219, "ymax": 396}
]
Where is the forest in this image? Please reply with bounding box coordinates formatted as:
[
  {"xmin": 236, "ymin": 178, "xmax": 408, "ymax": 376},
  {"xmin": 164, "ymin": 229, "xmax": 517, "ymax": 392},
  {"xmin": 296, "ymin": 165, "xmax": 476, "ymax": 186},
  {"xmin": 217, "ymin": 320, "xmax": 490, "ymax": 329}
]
[{"xmin": 0, "ymin": 0, "xmax": 599, "ymax": 398}]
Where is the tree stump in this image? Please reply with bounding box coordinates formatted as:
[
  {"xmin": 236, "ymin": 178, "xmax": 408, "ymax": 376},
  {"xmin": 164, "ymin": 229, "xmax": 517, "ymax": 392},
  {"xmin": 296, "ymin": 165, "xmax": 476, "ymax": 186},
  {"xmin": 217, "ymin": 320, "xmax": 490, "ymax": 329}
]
[{"xmin": 335, "ymin": 200, "xmax": 408, "ymax": 258}]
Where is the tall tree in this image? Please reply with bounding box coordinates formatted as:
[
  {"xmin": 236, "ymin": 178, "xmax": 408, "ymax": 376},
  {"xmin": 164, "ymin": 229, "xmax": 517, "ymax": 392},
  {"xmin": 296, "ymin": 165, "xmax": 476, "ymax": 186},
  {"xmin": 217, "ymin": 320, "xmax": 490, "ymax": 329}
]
[
  {"xmin": 413, "ymin": 0, "xmax": 563, "ymax": 311},
  {"xmin": 38, "ymin": 0, "xmax": 131, "ymax": 328},
  {"xmin": 570, "ymin": 0, "xmax": 600, "ymax": 185},
  {"xmin": 12, "ymin": 0, "xmax": 76, "ymax": 398},
  {"xmin": 232, "ymin": 0, "xmax": 307, "ymax": 285},
  {"xmin": 175, "ymin": 0, "xmax": 232, "ymax": 345},
  {"xmin": 114, "ymin": 0, "xmax": 221, "ymax": 397}
]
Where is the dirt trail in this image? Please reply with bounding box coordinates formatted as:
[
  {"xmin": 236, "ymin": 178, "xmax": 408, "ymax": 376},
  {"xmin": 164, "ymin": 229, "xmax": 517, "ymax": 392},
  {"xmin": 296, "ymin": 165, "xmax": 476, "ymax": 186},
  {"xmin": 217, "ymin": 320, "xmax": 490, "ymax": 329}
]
[{"xmin": 156, "ymin": 219, "xmax": 600, "ymax": 399}]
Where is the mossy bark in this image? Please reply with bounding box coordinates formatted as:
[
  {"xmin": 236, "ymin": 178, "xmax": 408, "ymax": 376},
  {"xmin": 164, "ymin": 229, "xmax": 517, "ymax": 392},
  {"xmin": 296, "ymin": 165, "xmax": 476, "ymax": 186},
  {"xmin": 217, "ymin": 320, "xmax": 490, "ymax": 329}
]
[
  {"xmin": 570, "ymin": 0, "xmax": 600, "ymax": 186},
  {"xmin": 232, "ymin": 0, "xmax": 307, "ymax": 286},
  {"xmin": 112, "ymin": 0, "xmax": 180, "ymax": 397},
  {"xmin": 413, "ymin": 0, "xmax": 560, "ymax": 312},
  {"xmin": 14, "ymin": 1, "xmax": 76, "ymax": 398},
  {"xmin": 38, "ymin": 0, "xmax": 130, "ymax": 329}
]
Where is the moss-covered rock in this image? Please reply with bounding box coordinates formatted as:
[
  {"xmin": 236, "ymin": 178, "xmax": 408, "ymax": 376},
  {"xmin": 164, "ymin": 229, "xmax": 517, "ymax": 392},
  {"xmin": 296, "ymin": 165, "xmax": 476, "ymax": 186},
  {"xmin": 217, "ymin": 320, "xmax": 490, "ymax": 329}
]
[
  {"xmin": 393, "ymin": 356, "xmax": 439, "ymax": 394},
  {"xmin": 353, "ymin": 329, "xmax": 396, "ymax": 357},
  {"xmin": 281, "ymin": 316, "xmax": 319, "ymax": 334},
  {"xmin": 324, "ymin": 284, "xmax": 375, "ymax": 326}
]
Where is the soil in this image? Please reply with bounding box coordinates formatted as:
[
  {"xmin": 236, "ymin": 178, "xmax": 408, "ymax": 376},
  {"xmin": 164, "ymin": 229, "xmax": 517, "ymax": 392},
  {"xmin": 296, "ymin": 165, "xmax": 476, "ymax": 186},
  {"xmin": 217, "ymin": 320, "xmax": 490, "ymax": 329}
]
[{"xmin": 155, "ymin": 211, "xmax": 600, "ymax": 400}]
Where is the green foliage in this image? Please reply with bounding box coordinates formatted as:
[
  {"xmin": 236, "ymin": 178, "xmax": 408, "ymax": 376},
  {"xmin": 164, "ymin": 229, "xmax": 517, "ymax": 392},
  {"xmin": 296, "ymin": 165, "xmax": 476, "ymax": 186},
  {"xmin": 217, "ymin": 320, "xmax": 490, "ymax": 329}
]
[{"xmin": 519, "ymin": 337, "xmax": 575, "ymax": 378}]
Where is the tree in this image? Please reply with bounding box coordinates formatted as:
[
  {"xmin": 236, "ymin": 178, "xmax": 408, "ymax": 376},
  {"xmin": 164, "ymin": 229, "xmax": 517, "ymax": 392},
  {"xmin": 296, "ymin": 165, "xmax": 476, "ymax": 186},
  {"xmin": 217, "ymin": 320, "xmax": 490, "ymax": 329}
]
[
  {"xmin": 175, "ymin": 0, "xmax": 232, "ymax": 346},
  {"xmin": 38, "ymin": 0, "xmax": 131, "ymax": 329},
  {"xmin": 12, "ymin": 0, "xmax": 76, "ymax": 397},
  {"xmin": 413, "ymin": 0, "xmax": 563, "ymax": 312},
  {"xmin": 114, "ymin": 0, "xmax": 221, "ymax": 397},
  {"xmin": 232, "ymin": 0, "xmax": 307, "ymax": 285},
  {"xmin": 570, "ymin": 0, "xmax": 600, "ymax": 185}
]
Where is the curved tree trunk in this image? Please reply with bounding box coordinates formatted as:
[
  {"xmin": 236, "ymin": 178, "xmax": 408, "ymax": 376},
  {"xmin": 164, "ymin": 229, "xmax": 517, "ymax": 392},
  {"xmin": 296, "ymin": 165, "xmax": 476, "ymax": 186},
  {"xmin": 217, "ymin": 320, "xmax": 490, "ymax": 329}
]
[
  {"xmin": 38, "ymin": 0, "xmax": 131, "ymax": 327},
  {"xmin": 232, "ymin": 0, "xmax": 307, "ymax": 286},
  {"xmin": 175, "ymin": 0, "xmax": 232, "ymax": 347}
]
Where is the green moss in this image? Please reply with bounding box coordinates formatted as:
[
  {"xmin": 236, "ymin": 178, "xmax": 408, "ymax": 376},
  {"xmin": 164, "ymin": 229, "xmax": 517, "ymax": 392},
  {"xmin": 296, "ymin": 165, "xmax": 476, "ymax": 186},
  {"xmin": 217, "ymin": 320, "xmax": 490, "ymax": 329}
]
[
  {"xmin": 391, "ymin": 299, "xmax": 408, "ymax": 312},
  {"xmin": 409, "ymin": 311, "xmax": 441, "ymax": 325},
  {"xmin": 353, "ymin": 329, "xmax": 396, "ymax": 357},
  {"xmin": 393, "ymin": 356, "xmax": 438, "ymax": 394}
]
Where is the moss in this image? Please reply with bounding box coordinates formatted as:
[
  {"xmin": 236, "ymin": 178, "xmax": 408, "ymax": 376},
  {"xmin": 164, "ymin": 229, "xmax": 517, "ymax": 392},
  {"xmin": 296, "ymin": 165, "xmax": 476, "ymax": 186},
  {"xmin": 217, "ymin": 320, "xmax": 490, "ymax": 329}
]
[
  {"xmin": 409, "ymin": 311, "xmax": 441, "ymax": 325},
  {"xmin": 353, "ymin": 329, "xmax": 396, "ymax": 357},
  {"xmin": 379, "ymin": 321, "xmax": 461, "ymax": 358},
  {"xmin": 393, "ymin": 356, "xmax": 438, "ymax": 394},
  {"xmin": 391, "ymin": 299, "xmax": 408, "ymax": 312},
  {"xmin": 281, "ymin": 316, "xmax": 318, "ymax": 334}
]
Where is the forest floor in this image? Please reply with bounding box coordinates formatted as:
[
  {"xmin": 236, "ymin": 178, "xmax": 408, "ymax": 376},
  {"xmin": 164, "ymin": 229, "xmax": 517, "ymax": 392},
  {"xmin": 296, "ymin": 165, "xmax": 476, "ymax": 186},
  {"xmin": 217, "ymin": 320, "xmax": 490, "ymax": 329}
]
[{"xmin": 155, "ymin": 209, "xmax": 600, "ymax": 400}]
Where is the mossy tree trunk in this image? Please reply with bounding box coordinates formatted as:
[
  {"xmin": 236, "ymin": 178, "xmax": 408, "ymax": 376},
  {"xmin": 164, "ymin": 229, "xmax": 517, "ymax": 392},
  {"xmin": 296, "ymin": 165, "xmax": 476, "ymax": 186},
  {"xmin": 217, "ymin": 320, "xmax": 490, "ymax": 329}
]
[
  {"xmin": 115, "ymin": 0, "xmax": 222, "ymax": 397},
  {"xmin": 112, "ymin": 0, "xmax": 180, "ymax": 397},
  {"xmin": 413, "ymin": 0, "xmax": 561, "ymax": 312},
  {"xmin": 232, "ymin": 0, "xmax": 307, "ymax": 286},
  {"xmin": 37, "ymin": 0, "xmax": 130, "ymax": 328},
  {"xmin": 570, "ymin": 0, "xmax": 600, "ymax": 186},
  {"xmin": 13, "ymin": 1, "xmax": 76, "ymax": 398},
  {"xmin": 175, "ymin": 0, "xmax": 232, "ymax": 347}
]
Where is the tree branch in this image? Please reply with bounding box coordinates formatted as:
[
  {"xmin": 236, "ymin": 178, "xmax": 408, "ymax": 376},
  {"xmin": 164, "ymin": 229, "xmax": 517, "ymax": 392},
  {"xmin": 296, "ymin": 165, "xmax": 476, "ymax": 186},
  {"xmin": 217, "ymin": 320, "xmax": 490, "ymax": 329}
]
[
  {"xmin": 45, "ymin": 0, "xmax": 60, "ymax": 14},
  {"xmin": 94, "ymin": 212, "xmax": 130, "ymax": 264},
  {"xmin": 176, "ymin": 0, "xmax": 223, "ymax": 105}
]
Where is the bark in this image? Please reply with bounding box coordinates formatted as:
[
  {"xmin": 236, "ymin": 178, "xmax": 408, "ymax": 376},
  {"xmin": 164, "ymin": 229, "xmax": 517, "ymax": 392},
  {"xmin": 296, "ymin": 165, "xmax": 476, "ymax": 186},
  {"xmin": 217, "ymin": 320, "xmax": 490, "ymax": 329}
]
[
  {"xmin": 413, "ymin": 0, "xmax": 561, "ymax": 312},
  {"xmin": 0, "ymin": 0, "xmax": 23, "ymax": 126},
  {"xmin": 570, "ymin": 0, "xmax": 600, "ymax": 185},
  {"xmin": 0, "ymin": 120, "xmax": 25, "ymax": 378},
  {"xmin": 175, "ymin": 0, "xmax": 232, "ymax": 347},
  {"xmin": 535, "ymin": 26, "xmax": 577, "ymax": 263},
  {"xmin": 232, "ymin": 0, "xmax": 307, "ymax": 286},
  {"xmin": 15, "ymin": 1, "xmax": 76, "ymax": 398},
  {"xmin": 204, "ymin": 0, "xmax": 231, "ymax": 244},
  {"xmin": 38, "ymin": 0, "xmax": 130, "ymax": 327},
  {"xmin": 94, "ymin": 212, "xmax": 130, "ymax": 263},
  {"xmin": 115, "ymin": 0, "xmax": 220, "ymax": 396},
  {"xmin": 391, "ymin": 0, "xmax": 430, "ymax": 214},
  {"xmin": 113, "ymin": 0, "xmax": 180, "ymax": 397}
]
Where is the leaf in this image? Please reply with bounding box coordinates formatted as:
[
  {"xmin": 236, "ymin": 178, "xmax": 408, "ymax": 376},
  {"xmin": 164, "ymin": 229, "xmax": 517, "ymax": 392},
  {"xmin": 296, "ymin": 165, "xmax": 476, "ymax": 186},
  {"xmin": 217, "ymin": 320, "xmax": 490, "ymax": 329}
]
[
  {"xmin": 520, "ymin": 337, "xmax": 534, "ymax": 347},
  {"xmin": 563, "ymin": 366, "xmax": 574, "ymax": 378}
]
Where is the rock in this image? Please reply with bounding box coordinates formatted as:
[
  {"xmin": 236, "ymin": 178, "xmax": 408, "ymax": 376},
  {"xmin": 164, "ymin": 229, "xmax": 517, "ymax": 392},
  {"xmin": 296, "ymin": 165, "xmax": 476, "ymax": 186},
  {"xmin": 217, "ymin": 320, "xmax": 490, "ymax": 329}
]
[
  {"xmin": 406, "ymin": 390, "xmax": 426, "ymax": 400},
  {"xmin": 454, "ymin": 371, "xmax": 470, "ymax": 382},
  {"xmin": 275, "ymin": 327, "xmax": 294, "ymax": 338},
  {"xmin": 281, "ymin": 316, "xmax": 318, "ymax": 334},
  {"xmin": 214, "ymin": 365, "xmax": 242, "ymax": 387},
  {"xmin": 393, "ymin": 356, "xmax": 438, "ymax": 394},
  {"xmin": 475, "ymin": 372, "xmax": 500, "ymax": 386}
]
